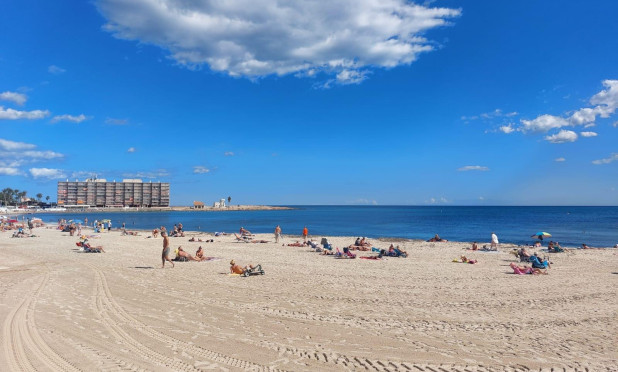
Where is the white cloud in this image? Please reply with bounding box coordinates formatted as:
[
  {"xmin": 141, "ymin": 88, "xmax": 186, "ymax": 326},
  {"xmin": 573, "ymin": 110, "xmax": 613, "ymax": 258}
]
[
  {"xmin": 350, "ymin": 198, "xmax": 378, "ymax": 205},
  {"xmin": 0, "ymin": 167, "xmax": 23, "ymax": 176},
  {"xmin": 29, "ymin": 168, "xmax": 67, "ymax": 179},
  {"xmin": 0, "ymin": 106, "xmax": 50, "ymax": 120},
  {"xmin": 592, "ymin": 153, "xmax": 618, "ymax": 165},
  {"xmin": 48, "ymin": 65, "xmax": 66, "ymax": 74},
  {"xmin": 458, "ymin": 165, "xmax": 489, "ymax": 172},
  {"xmin": 580, "ymin": 131, "xmax": 598, "ymax": 137},
  {"xmin": 0, "ymin": 91, "xmax": 27, "ymax": 105},
  {"xmin": 589, "ymin": 80, "xmax": 618, "ymax": 118},
  {"xmin": 105, "ymin": 118, "xmax": 129, "ymax": 125},
  {"xmin": 613, "ymin": 121, "xmax": 618, "ymax": 128},
  {"xmin": 521, "ymin": 114, "xmax": 568, "ymax": 133},
  {"xmin": 97, "ymin": 0, "xmax": 461, "ymax": 82},
  {"xmin": 555, "ymin": 157, "xmax": 566, "ymax": 162},
  {"xmin": 544, "ymin": 130, "xmax": 577, "ymax": 144},
  {"xmin": 51, "ymin": 114, "xmax": 88, "ymax": 123},
  {"xmin": 193, "ymin": 166, "xmax": 210, "ymax": 174},
  {"xmin": 127, "ymin": 147, "xmax": 136, "ymax": 153},
  {"xmin": 0, "ymin": 139, "xmax": 37, "ymax": 151},
  {"xmin": 224, "ymin": 151, "xmax": 234, "ymax": 156},
  {"xmin": 499, "ymin": 125, "xmax": 515, "ymax": 134},
  {"xmin": 501, "ymin": 80, "xmax": 618, "ymax": 138},
  {"xmin": 462, "ymin": 109, "xmax": 517, "ymax": 122}
]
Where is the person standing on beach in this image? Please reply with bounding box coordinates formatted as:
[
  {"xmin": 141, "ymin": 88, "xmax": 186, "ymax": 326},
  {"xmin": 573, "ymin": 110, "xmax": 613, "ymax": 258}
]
[
  {"xmin": 84, "ymin": 217, "xmax": 88, "ymax": 226},
  {"xmin": 302, "ymin": 226, "xmax": 308, "ymax": 242},
  {"xmin": 107, "ymin": 220, "xmax": 112, "ymax": 232},
  {"xmin": 491, "ymin": 232, "xmax": 499, "ymax": 250},
  {"xmin": 161, "ymin": 231, "xmax": 174, "ymax": 268},
  {"xmin": 274, "ymin": 225, "xmax": 282, "ymax": 243}
]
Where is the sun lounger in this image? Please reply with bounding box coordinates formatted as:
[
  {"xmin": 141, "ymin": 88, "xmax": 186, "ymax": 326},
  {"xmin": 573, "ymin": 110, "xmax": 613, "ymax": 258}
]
[{"xmin": 242, "ymin": 264, "xmax": 264, "ymax": 277}]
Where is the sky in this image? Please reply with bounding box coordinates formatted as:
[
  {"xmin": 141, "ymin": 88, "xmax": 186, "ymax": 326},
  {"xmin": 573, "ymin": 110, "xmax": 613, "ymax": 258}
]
[{"xmin": 1, "ymin": 0, "xmax": 617, "ymax": 206}]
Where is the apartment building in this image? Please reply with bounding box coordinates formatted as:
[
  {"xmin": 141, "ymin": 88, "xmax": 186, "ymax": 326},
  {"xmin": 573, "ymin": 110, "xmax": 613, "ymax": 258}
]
[{"xmin": 57, "ymin": 178, "xmax": 170, "ymax": 207}]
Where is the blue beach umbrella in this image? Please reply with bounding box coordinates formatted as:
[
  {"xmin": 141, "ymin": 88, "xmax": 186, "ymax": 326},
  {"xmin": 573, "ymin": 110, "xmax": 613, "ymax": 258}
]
[{"xmin": 532, "ymin": 232, "xmax": 551, "ymax": 240}]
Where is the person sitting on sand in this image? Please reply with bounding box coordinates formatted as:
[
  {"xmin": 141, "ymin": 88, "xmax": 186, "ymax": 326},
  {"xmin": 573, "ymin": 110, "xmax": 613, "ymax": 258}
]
[
  {"xmin": 239, "ymin": 227, "xmax": 251, "ymax": 236},
  {"xmin": 427, "ymin": 234, "xmax": 447, "ymax": 242},
  {"xmin": 189, "ymin": 237, "xmax": 204, "ymax": 242},
  {"xmin": 582, "ymin": 243, "xmax": 591, "ymax": 249},
  {"xmin": 518, "ymin": 247, "xmax": 532, "ymax": 258},
  {"xmin": 82, "ymin": 239, "xmax": 106, "ymax": 253},
  {"xmin": 152, "ymin": 229, "xmax": 159, "ymax": 238},
  {"xmin": 195, "ymin": 246, "xmax": 206, "ymax": 261},
  {"xmin": 509, "ymin": 262, "xmax": 547, "ymax": 275},
  {"xmin": 174, "ymin": 246, "xmax": 199, "ymax": 261},
  {"xmin": 471, "ymin": 242, "xmax": 479, "ymax": 250},
  {"xmin": 230, "ymin": 260, "xmax": 259, "ymax": 274}
]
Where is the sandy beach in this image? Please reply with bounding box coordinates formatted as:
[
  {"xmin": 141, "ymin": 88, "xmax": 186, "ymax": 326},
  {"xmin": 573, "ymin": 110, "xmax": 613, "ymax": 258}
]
[{"xmin": 1, "ymin": 226, "xmax": 616, "ymax": 371}]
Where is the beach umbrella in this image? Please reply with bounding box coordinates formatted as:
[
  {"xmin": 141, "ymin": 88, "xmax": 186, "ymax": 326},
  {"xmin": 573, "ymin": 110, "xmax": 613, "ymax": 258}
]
[{"xmin": 532, "ymin": 232, "xmax": 551, "ymax": 240}]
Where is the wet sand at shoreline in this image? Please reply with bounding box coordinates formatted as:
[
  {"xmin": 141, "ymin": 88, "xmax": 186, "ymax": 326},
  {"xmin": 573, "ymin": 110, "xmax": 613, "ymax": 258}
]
[{"xmin": 0, "ymin": 227, "xmax": 616, "ymax": 371}]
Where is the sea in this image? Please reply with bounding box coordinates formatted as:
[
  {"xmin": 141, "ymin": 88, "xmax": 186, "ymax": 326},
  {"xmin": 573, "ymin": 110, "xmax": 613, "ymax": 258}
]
[{"xmin": 20, "ymin": 206, "xmax": 618, "ymax": 248}]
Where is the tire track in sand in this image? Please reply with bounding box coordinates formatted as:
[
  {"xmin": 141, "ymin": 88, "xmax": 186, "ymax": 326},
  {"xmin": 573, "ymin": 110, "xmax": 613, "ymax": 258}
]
[
  {"xmin": 3, "ymin": 268, "xmax": 82, "ymax": 372},
  {"xmin": 88, "ymin": 263, "xmax": 281, "ymax": 371}
]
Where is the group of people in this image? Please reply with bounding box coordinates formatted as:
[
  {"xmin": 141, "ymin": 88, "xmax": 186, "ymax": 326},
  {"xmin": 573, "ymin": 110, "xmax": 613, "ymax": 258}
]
[{"xmin": 348, "ymin": 237, "xmax": 372, "ymax": 251}]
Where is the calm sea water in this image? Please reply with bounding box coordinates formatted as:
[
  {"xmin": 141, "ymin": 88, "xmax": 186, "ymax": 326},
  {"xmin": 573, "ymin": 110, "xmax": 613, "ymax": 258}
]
[{"xmin": 24, "ymin": 206, "xmax": 618, "ymax": 248}]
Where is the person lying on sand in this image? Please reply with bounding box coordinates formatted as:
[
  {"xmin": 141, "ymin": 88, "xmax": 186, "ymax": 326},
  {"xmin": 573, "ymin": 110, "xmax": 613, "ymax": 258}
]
[
  {"xmin": 230, "ymin": 260, "xmax": 258, "ymax": 274},
  {"xmin": 175, "ymin": 247, "xmax": 199, "ymax": 261},
  {"xmin": 287, "ymin": 241, "xmax": 307, "ymax": 247},
  {"xmin": 458, "ymin": 255, "xmax": 477, "ymax": 264},
  {"xmin": 509, "ymin": 262, "xmax": 547, "ymax": 275}
]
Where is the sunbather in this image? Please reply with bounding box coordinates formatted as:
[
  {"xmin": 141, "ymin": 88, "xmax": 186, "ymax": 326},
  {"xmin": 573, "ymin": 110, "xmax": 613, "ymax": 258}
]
[
  {"xmin": 175, "ymin": 247, "xmax": 199, "ymax": 261},
  {"xmin": 509, "ymin": 262, "xmax": 547, "ymax": 275},
  {"xmin": 427, "ymin": 234, "xmax": 447, "ymax": 242},
  {"xmin": 287, "ymin": 240, "xmax": 307, "ymax": 247},
  {"xmin": 229, "ymin": 260, "xmax": 259, "ymax": 274},
  {"xmin": 83, "ymin": 240, "xmax": 105, "ymax": 253},
  {"xmin": 239, "ymin": 227, "xmax": 251, "ymax": 236}
]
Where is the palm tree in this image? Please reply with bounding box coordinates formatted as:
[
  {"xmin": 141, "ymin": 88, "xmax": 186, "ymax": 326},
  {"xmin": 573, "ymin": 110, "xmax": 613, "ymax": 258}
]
[
  {"xmin": 46, "ymin": 195, "xmax": 50, "ymax": 205},
  {"xmin": 227, "ymin": 196, "xmax": 231, "ymax": 207},
  {"xmin": 36, "ymin": 193, "xmax": 43, "ymax": 204}
]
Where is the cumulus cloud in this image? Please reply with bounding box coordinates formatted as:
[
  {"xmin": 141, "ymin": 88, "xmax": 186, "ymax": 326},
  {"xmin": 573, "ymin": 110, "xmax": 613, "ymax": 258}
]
[
  {"xmin": 97, "ymin": 0, "xmax": 460, "ymax": 83},
  {"xmin": 0, "ymin": 106, "xmax": 50, "ymax": 120},
  {"xmin": 0, "ymin": 167, "xmax": 23, "ymax": 176},
  {"xmin": 127, "ymin": 147, "xmax": 136, "ymax": 153},
  {"xmin": 0, "ymin": 139, "xmax": 37, "ymax": 151},
  {"xmin": 580, "ymin": 131, "xmax": 598, "ymax": 137},
  {"xmin": 521, "ymin": 114, "xmax": 569, "ymax": 133},
  {"xmin": 105, "ymin": 118, "xmax": 129, "ymax": 125},
  {"xmin": 48, "ymin": 65, "xmax": 66, "ymax": 74},
  {"xmin": 29, "ymin": 168, "xmax": 67, "ymax": 179},
  {"xmin": 224, "ymin": 151, "xmax": 234, "ymax": 156},
  {"xmin": 51, "ymin": 114, "xmax": 88, "ymax": 123},
  {"xmin": 499, "ymin": 125, "xmax": 515, "ymax": 134},
  {"xmin": 193, "ymin": 166, "xmax": 210, "ymax": 174},
  {"xmin": 592, "ymin": 153, "xmax": 618, "ymax": 165},
  {"xmin": 555, "ymin": 157, "xmax": 566, "ymax": 162},
  {"xmin": 0, "ymin": 139, "xmax": 63, "ymax": 171},
  {"xmin": 458, "ymin": 165, "xmax": 489, "ymax": 172},
  {"xmin": 0, "ymin": 91, "xmax": 27, "ymax": 105},
  {"xmin": 544, "ymin": 130, "xmax": 577, "ymax": 144}
]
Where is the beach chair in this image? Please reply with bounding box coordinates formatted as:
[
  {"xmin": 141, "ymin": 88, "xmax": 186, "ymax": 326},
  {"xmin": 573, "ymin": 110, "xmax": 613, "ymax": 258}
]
[
  {"xmin": 529, "ymin": 255, "xmax": 549, "ymax": 269},
  {"xmin": 342, "ymin": 247, "xmax": 356, "ymax": 258},
  {"xmin": 242, "ymin": 264, "xmax": 264, "ymax": 277},
  {"xmin": 320, "ymin": 237, "xmax": 332, "ymax": 250}
]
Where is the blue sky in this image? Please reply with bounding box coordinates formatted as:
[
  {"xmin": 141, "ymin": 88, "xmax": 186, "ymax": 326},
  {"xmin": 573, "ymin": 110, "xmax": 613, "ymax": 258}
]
[{"xmin": 1, "ymin": 0, "xmax": 617, "ymax": 206}]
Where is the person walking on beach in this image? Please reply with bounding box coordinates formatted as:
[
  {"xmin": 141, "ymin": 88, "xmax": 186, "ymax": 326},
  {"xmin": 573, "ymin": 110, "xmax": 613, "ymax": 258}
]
[
  {"xmin": 274, "ymin": 225, "xmax": 282, "ymax": 243},
  {"xmin": 302, "ymin": 226, "xmax": 308, "ymax": 242},
  {"xmin": 161, "ymin": 231, "xmax": 174, "ymax": 268},
  {"xmin": 491, "ymin": 232, "xmax": 499, "ymax": 250}
]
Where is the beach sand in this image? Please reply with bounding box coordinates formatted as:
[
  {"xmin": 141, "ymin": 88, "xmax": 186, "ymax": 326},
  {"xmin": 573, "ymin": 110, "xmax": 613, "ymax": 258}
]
[{"xmin": 1, "ymin": 227, "xmax": 617, "ymax": 371}]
